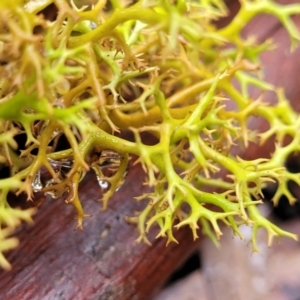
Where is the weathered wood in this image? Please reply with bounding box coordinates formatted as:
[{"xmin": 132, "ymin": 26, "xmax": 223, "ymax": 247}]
[{"xmin": 0, "ymin": 164, "xmax": 198, "ymax": 300}]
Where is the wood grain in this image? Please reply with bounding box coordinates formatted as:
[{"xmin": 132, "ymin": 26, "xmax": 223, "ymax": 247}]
[{"xmin": 0, "ymin": 164, "xmax": 198, "ymax": 300}]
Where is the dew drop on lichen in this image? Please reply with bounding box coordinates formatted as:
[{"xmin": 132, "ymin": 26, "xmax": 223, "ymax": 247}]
[
  {"xmin": 97, "ymin": 178, "xmax": 110, "ymax": 193},
  {"xmin": 32, "ymin": 171, "xmax": 43, "ymax": 192},
  {"xmin": 44, "ymin": 178, "xmax": 66, "ymax": 199},
  {"xmin": 48, "ymin": 158, "xmax": 73, "ymax": 178},
  {"xmin": 92, "ymin": 150, "xmax": 129, "ymax": 194}
]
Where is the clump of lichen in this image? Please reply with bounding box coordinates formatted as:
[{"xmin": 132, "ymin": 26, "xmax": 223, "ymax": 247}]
[{"xmin": 0, "ymin": 0, "xmax": 300, "ymax": 270}]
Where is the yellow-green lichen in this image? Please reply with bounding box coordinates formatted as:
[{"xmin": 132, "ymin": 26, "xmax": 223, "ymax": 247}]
[{"xmin": 0, "ymin": 0, "xmax": 300, "ymax": 270}]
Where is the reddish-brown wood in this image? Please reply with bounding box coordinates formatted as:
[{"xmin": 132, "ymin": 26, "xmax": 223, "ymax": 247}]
[
  {"xmin": 0, "ymin": 164, "xmax": 198, "ymax": 300},
  {"xmin": 1, "ymin": 2, "xmax": 300, "ymax": 300}
]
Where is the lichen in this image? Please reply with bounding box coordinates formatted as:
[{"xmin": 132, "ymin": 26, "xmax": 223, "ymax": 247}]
[{"xmin": 0, "ymin": 0, "xmax": 300, "ymax": 270}]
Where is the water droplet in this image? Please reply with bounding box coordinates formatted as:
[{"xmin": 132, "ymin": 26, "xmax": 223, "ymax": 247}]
[
  {"xmin": 97, "ymin": 178, "xmax": 110, "ymax": 193},
  {"xmin": 32, "ymin": 171, "xmax": 43, "ymax": 192},
  {"xmin": 44, "ymin": 178, "xmax": 67, "ymax": 199},
  {"xmin": 48, "ymin": 158, "xmax": 73, "ymax": 178},
  {"xmin": 90, "ymin": 21, "xmax": 97, "ymax": 30},
  {"xmin": 92, "ymin": 150, "xmax": 129, "ymax": 193},
  {"xmin": 31, "ymin": 158, "xmax": 84, "ymax": 199}
]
